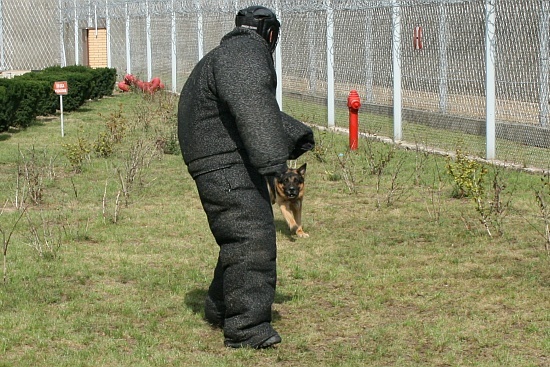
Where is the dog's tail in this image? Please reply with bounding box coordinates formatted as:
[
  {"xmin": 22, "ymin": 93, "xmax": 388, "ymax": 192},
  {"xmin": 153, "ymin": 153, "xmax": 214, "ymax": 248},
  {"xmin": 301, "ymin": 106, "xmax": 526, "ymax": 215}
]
[{"xmin": 266, "ymin": 175, "xmax": 277, "ymax": 204}]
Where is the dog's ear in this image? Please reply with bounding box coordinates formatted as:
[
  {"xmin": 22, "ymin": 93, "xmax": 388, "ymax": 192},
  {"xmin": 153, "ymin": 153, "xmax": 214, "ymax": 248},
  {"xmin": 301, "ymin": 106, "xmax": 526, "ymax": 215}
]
[{"xmin": 297, "ymin": 163, "xmax": 307, "ymax": 176}]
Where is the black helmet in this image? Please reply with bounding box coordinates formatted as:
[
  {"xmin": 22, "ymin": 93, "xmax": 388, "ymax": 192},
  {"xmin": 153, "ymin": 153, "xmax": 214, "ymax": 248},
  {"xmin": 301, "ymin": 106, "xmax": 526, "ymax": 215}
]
[{"xmin": 235, "ymin": 6, "xmax": 280, "ymax": 53}]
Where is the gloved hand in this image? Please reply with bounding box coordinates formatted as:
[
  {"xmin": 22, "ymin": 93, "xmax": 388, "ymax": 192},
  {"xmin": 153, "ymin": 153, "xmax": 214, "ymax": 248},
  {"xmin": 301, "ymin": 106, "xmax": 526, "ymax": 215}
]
[
  {"xmin": 281, "ymin": 114, "xmax": 315, "ymax": 160},
  {"xmin": 289, "ymin": 133, "xmax": 315, "ymax": 160}
]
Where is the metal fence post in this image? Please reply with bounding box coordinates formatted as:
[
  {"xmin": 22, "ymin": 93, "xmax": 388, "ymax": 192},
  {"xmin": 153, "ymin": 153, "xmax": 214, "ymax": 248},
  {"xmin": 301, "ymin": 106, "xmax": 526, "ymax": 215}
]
[
  {"xmin": 485, "ymin": 0, "xmax": 496, "ymax": 160},
  {"xmin": 106, "ymin": 0, "xmax": 111, "ymax": 68},
  {"xmin": 326, "ymin": 0, "xmax": 335, "ymax": 128},
  {"xmin": 196, "ymin": 0, "xmax": 203, "ymax": 61},
  {"xmin": 59, "ymin": 0, "xmax": 67, "ymax": 66},
  {"xmin": 171, "ymin": 0, "xmax": 177, "ymax": 93},
  {"xmin": 125, "ymin": 2, "xmax": 131, "ymax": 74},
  {"xmin": 146, "ymin": 0, "xmax": 152, "ymax": 81},
  {"xmin": 74, "ymin": 0, "xmax": 79, "ymax": 64},
  {"xmin": 392, "ymin": 0, "xmax": 402, "ymax": 142},
  {"xmin": 439, "ymin": 2, "xmax": 448, "ymax": 113},
  {"xmin": 275, "ymin": 0, "xmax": 283, "ymax": 109},
  {"xmin": 540, "ymin": 0, "xmax": 549, "ymax": 127}
]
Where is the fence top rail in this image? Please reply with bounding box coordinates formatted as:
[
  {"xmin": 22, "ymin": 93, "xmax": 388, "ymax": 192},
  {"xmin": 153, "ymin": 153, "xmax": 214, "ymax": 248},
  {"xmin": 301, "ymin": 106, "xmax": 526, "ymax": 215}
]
[{"xmin": 60, "ymin": 0, "xmax": 481, "ymax": 20}]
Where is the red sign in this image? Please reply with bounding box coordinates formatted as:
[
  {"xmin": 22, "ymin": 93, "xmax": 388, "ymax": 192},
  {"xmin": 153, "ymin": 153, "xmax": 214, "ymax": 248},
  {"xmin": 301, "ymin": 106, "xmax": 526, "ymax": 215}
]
[
  {"xmin": 414, "ymin": 26, "xmax": 423, "ymax": 50},
  {"xmin": 54, "ymin": 81, "xmax": 68, "ymax": 95}
]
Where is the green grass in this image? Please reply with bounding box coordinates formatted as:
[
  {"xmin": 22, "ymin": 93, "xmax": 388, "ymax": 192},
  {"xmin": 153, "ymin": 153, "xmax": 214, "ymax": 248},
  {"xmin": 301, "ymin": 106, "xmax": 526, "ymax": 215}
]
[{"xmin": 0, "ymin": 92, "xmax": 549, "ymax": 366}]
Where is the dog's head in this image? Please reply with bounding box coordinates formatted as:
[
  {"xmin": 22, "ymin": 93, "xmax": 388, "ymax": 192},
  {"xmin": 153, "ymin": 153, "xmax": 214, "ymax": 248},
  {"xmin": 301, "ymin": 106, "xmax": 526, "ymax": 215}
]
[{"xmin": 276, "ymin": 163, "xmax": 306, "ymax": 200}]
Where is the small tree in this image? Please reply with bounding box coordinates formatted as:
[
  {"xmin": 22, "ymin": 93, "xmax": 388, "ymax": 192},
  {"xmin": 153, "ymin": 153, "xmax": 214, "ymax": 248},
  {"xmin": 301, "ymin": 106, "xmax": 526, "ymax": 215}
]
[{"xmin": 1, "ymin": 202, "xmax": 26, "ymax": 284}]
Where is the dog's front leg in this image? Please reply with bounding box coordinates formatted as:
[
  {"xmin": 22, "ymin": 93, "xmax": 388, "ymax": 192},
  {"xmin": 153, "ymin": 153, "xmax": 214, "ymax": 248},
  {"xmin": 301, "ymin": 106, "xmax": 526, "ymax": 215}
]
[
  {"xmin": 279, "ymin": 203, "xmax": 300, "ymax": 235},
  {"xmin": 279, "ymin": 201, "xmax": 309, "ymax": 238},
  {"xmin": 290, "ymin": 200, "xmax": 309, "ymax": 238}
]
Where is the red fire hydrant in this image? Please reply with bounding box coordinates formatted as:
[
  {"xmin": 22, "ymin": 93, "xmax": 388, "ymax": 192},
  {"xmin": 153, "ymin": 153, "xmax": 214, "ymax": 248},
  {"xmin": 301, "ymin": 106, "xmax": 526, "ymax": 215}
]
[{"xmin": 347, "ymin": 90, "xmax": 361, "ymax": 150}]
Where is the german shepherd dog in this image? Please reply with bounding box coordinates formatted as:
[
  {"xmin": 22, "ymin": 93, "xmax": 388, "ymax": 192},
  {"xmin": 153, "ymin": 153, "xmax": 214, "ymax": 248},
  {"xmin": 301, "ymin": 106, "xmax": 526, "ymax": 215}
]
[{"xmin": 267, "ymin": 163, "xmax": 309, "ymax": 238}]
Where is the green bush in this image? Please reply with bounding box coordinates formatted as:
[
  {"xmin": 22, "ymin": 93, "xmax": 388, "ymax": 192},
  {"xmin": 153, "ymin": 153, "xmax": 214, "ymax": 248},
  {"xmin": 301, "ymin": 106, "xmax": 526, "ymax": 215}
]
[
  {"xmin": 0, "ymin": 77, "xmax": 58, "ymax": 130},
  {"xmin": 62, "ymin": 65, "xmax": 117, "ymax": 99},
  {"xmin": 0, "ymin": 81, "xmax": 18, "ymax": 131},
  {"xmin": 13, "ymin": 79, "xmax": 57, "ymax": 127},
  {"xmin": 45, "ymin": 65, "xmax": 116, "ymax": 101},
  {"xmin": 0, "ymin": 66, "xmax": 117, "ymax": 132},
  {"xmin": 23, "ymin": 66, "xmax": 94, "ymax": 111},
  {"xmin": 446, "ymin": 147, "xmax": 487, "ymax": 198}
]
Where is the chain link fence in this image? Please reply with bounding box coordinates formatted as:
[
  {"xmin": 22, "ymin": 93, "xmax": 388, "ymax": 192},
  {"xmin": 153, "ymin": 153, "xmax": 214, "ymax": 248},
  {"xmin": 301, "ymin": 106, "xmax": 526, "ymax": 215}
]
[{"xmin": 1, "ymin": 0, "xmax": 549, "ymax": 170}]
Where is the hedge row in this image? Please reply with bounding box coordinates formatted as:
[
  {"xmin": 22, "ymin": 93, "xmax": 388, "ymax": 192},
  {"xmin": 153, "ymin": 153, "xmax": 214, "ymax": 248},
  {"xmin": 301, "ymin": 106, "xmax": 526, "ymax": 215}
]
[{"xmin": 0, "ymin": 66, "xmax": 117, "ymax": 132}]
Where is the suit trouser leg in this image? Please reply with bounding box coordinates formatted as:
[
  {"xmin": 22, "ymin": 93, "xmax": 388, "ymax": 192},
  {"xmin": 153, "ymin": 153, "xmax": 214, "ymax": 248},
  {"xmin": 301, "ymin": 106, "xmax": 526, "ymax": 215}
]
[{"xmin": 194, "ymin": 164, "xmax": 279, "ymax": 347}]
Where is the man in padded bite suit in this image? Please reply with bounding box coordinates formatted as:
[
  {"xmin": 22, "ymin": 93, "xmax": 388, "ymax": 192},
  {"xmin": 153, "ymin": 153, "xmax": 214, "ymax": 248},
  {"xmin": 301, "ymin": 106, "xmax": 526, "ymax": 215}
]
[{"xmin": 178, "ymin": 5, "xmax": 314, "ymax": 349}]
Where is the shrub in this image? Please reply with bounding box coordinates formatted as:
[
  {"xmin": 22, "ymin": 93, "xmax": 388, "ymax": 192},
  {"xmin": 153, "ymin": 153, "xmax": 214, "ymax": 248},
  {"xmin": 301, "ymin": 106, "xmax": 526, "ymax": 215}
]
[
  {"xmin": 445, "ymin": 147, "xmax": 487, "ymax": 198},
  {"xmin": 63, "ymin": 137, "xmax": 91, "ymax": 173},
  {"xmin": 0, "ymin": 66, "xmax": 117, "ymax": 132}
]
